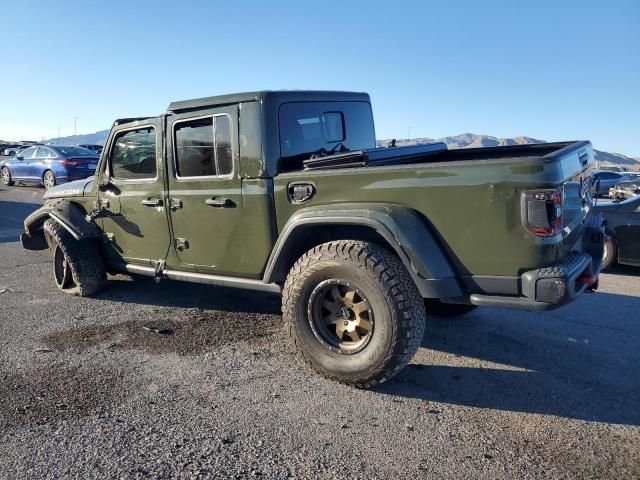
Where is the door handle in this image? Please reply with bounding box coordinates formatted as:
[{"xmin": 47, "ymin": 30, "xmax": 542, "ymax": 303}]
[
  {"xmin": 141, "ymin": 198, "xmax": 163, "ymax": 207},
  {"xmin": 205, "ymin": 198, "xmax": 235, "ymax": 208}
]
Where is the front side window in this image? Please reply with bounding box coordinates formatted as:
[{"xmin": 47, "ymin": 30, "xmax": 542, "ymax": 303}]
[
  {"xmin": 19, "ymin": 147, "xmax": 36, "ymax": 159},
  {"xmin": 174, "ymin": 115, "xmax": 233, "ymax": 178},
  {"xmin": 110, "ymin": 127, "xmax": 156, "ymax": 180}
]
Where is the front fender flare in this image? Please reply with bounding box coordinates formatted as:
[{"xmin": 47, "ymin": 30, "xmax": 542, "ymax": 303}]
[
  {"xmin": 263, "ymin": 203, "xmax": 463, "ymax": 299},
  {"xmin": 21, "ymin": 199, "xmax": 102, "ymax": 250}
]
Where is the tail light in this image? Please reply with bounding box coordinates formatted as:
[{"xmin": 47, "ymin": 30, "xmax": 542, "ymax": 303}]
[
  {"xmin": 60, "ymin": 159, "xmax": 79, "ymax": 167},
  {"xmin": 522, "ymin": 189, "xmax": 563, "ymax": 237}
]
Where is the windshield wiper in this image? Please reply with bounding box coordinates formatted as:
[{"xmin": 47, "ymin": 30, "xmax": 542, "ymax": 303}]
[
  {"xmin": 329, "ymin": 143, "xmax": 349, "ymax": 155},
  {"xmin": 310, "ymin": 143, "xmax": 349, "ymax": 159}
]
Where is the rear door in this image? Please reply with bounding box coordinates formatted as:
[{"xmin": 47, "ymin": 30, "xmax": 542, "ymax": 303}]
[
  {"xmin": 165, "ymin": 106, "xmax": 242, "ymax": 274},
  {"xmin": 32, "ymin": 147, "xmax": 53, "ymax": 179},
  {"xmin": 97, "ymin": 119, "xmax": 172, "ymax": 267}
]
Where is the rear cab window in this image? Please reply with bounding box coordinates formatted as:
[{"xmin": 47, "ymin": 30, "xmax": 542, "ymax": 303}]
[{"xmin": 278, "ymin": 101, "xmax": 375, "ymax": 168}]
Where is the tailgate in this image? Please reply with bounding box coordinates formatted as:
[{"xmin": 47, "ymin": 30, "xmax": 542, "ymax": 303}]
[{"xmin": 550, "ymin": 141, "xmax": 594, "ymax": 233}]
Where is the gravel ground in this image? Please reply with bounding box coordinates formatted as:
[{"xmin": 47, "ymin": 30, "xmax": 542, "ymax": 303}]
[{"xmin": 0, "ymin": 182, "xmax": 639, "ymax": 479}]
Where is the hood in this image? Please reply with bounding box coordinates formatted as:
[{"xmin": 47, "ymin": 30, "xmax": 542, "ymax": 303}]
[{"xmin": 43, "ymin": 176, "xmax": 95, "ymax": 200}]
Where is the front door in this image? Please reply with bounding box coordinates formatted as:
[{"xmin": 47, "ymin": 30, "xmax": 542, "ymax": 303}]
[
  {"xmin": 165, "ymin": 106, "xmax": 242, "ymax": 275},
  {"xmin": 97, "ymin": 119, "xmax": 172, "ymax": 267},
  {"xmin": 11, "ymin": 147, "xmax": 36, "ymax": 179}
]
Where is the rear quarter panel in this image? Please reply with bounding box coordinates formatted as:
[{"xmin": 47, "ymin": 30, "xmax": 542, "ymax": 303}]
[{"xmin": 274, "ymin": 158, "xmax": 578, "ymax": 277}]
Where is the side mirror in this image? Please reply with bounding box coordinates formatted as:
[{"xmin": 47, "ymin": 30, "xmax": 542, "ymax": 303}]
[
  {"xmin": 16, "ymin": 155, "xmax": 24, "ymax": 161},
  {"xmin": 98, "ymin": 174, "xmax": 112, "ymax": 189}
]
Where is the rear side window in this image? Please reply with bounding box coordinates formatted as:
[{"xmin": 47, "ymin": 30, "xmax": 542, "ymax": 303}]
[
  {"xmin": 110, "ymin": 127, "xmax": 156, "ymax": 180},
  {"xmin": 35, "ymin": 147, "xmax": 52, "ymax": 158},
  {"xmin": 174, "ymin": 115, "xmax": 233, "ymax": 178}
]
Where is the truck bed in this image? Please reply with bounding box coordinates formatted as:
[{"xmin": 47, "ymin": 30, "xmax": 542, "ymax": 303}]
[
  {"xmin": 301, "ymin": 141, "xmax": 584, "ymax": 171},
  {"xmin": 275, "ymin": 140, "xmax": 593, "ymax": 283}
]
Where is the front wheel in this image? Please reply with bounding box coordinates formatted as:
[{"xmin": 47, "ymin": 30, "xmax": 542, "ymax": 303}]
[
  {"xmin": 44, "ymin": 219, "xmax": 106, "ymax": 296},
  {"xmin": 283, "ymin": 240, "xmax": 426, "ymax": 388},
  {"xmin": 43, "ymin": 170, "xmax": 56, "ymax": 189},
  {"xmin": 1, "ymin": 167, "xmax": 13, "ymax": 186}
]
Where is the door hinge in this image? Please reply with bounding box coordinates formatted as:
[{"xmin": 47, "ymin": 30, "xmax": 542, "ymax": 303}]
[
  {"xmin": 169, "ymin": 198, "xmax": 183, "ymax": 211},
  {"xmin": 151, "ymin": 259, "xmax": 165, "ymax": 283},
  {"xmin": 175, "ymin": 238, "xmax": 189, "ymax": 251}
]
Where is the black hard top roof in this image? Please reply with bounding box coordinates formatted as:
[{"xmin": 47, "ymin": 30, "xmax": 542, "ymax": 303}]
[{"xmin": 167, "ymin": 90, "xmax": 370, "ymax": 113}]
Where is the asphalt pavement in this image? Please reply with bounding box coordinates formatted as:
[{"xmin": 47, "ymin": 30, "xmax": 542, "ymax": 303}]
[{"xmin": 0, "ymin": 179, "xmax": 638, "ymax": 479}]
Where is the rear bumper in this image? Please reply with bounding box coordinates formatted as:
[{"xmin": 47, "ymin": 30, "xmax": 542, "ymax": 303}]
[{"xmin": 468, "ymin": 215, "xmax": 605, "ymax": 311}]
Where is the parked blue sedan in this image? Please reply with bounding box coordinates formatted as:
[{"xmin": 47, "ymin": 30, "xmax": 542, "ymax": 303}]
[{"xmin": 0, "ymin": 145, "xmax": 99, "ymax": 188}]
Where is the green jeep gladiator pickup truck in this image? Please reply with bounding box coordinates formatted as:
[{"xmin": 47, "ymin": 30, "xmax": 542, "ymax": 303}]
[{"xmin": 21, "ymin": 90, "xmax": 604, "ymax": 387}]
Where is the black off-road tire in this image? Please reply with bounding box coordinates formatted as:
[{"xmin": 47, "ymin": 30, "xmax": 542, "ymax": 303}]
[
  {"xmin": 44, "ymin": 219, "xmax": 106, "ymax": 296},
  {"xmin": 1, "ymin": 167, "xmax": 13, "ymax": 186},
  {"xmin": 283, "ymin": 240, "xmax": 426, "ymax": 388},
  {"xmin": 424, "ymin": 298, "xmax": 477, "ymax": 318},
  {"xmin": 602, "ymin": 236, "xmax": 617, "ymax": 270}
]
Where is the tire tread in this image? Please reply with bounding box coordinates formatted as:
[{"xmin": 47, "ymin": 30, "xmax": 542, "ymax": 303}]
[
  {"xmin": 44, "ymin": 219, "xmax": 106, "ymax": 296},
  {"xmin": 282, "ymin": 240, "xmax": 426, "ymax": 388}
]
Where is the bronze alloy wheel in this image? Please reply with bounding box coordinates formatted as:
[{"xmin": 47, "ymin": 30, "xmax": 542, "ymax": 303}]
[
  {"xmin": 284, "ymin": 240, "xmax": 426, "ymax": 387},
  {"xmin": 307, "ymin": 279, "xmax": 374, "ymax": 354},
  {"xmin": 53, "ymin": 245, "xmax": 71, "ymax": 289}
]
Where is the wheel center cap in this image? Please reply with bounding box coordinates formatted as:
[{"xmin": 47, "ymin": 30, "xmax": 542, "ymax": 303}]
[{"xmin": 340, "ymin": 306, "xmax": 350, "ymax": 320}]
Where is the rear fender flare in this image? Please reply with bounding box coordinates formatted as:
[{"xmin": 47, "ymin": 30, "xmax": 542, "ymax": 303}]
[{"xmin": 263, "ymin": 203, "xmax": 463, "ymax": 298}]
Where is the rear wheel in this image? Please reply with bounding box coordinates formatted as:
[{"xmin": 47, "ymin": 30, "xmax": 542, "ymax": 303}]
[
  {"xmin": 1, "ymin": 167, "xmax": 13, "ymax": 186},
  {"xmin": 44, "ymin": 219, "xmax": 106, "ymax": 296},
  {"xmin": 424, "ymin": 298, "xmax": 477, "ymax": 318},
  {"xmin": 43, "ymin": 170, "xmax": 56, "ymax": 189},
  {"xmin": 602, "ymin": 236, "xmax": 617, "ymax": 270},
  {"xmin": 283, "ymin": 240, "xmax": 426, "ymax": 388}
]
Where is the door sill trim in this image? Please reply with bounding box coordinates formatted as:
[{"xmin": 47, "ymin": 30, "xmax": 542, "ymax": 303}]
[{"xmin": 123, "ymin": 264, "xmax": 281, "ymax": 293}]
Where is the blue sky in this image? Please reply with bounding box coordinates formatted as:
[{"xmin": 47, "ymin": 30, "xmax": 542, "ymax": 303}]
[{"xmin": 1, "ymin": 0, "xmax": 638, "ymax": 156}]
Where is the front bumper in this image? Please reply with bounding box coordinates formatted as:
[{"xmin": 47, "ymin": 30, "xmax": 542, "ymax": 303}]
[{"xmin": 469, "ymin": 215, "xmax": 605, "ymax": 311}]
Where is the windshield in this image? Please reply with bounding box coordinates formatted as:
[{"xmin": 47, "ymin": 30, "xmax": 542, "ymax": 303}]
[
  {"xmin": 55, "ymin": 146, "xmax": 98, "ymax": 157},
  {"xmin": 279, "ymin": 101, "xmax": 375, "ymax": 159}
]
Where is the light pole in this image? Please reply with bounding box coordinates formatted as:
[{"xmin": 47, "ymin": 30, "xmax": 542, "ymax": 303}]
[
  {"xmin": 74, "ymin": 116, "xmax": 79, "ymax": 136},
  {"xmin": 57, "ymin": 127, "xmax": 61, "ymax": 138}
]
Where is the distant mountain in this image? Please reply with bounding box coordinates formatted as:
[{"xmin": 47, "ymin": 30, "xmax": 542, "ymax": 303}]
[
  {"xmin": 46, "ymin": 130, "xmax": 639, "ymax": 170},
  {"xmin": 46, "ymin": 130, "xmax": 109, "ymax": 146},
  {"xmin": 377, "ymin": 133, "xmax": 640, "ymax": 170}
]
